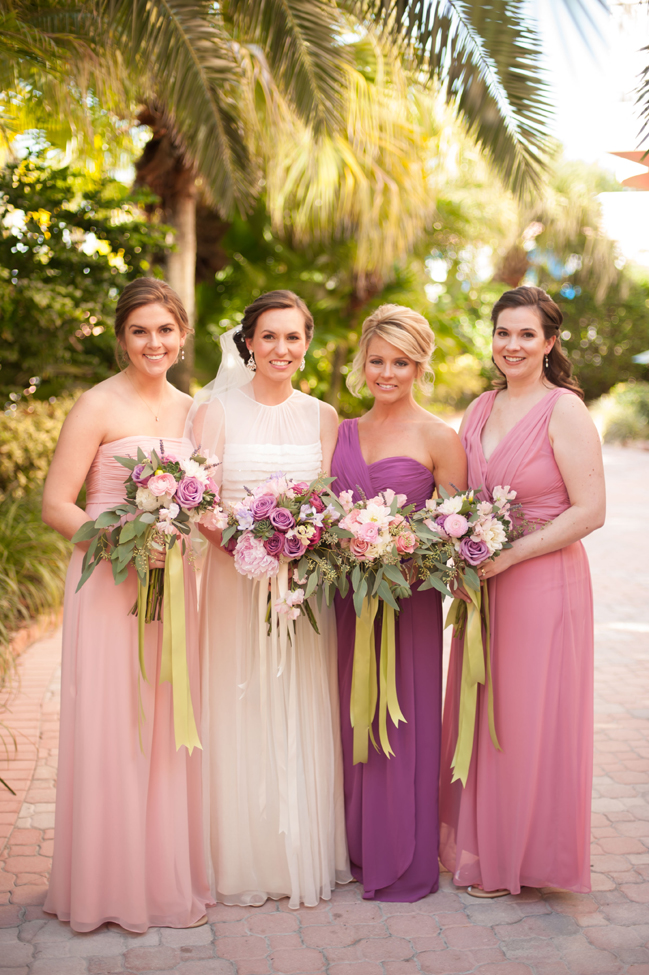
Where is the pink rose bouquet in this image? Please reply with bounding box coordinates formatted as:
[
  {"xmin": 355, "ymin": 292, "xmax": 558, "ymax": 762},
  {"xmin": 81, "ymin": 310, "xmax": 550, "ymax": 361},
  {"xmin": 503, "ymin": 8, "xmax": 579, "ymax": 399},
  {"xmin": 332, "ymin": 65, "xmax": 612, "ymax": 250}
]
[
  {"xmin": 221, "ymin": 472, "xmax": 344, "ymax": 632},
  {"xmin": 73, "ymin": 442, "xmax": 226, "ymax": 622}
]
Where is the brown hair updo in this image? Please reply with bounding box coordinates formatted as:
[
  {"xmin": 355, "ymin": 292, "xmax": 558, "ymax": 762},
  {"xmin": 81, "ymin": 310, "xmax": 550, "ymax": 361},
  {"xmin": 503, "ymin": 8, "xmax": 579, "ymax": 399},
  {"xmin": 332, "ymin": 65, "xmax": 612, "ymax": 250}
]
[
  {"xmin": 491, "ymin": 286, "xmax": 583, "ymax": 400},
  {"xmin": 114, "ymin": 278, "xmax": 192, "ymax": 369},
  {"xmin": 232, "ymin": 290, "xmax": 314, "ymax": 365},
  {"xmin": 347, "ymin": 304, "xmax": 435, "ymax": 397}
]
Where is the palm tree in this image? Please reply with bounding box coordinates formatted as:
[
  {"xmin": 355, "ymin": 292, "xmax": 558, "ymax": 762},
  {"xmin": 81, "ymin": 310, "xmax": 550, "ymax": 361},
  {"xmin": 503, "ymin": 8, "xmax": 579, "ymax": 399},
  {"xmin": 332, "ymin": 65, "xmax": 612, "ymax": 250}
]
[{"xmin": 3, "ymin": 0, "xmax": 567, "ymax": 389}]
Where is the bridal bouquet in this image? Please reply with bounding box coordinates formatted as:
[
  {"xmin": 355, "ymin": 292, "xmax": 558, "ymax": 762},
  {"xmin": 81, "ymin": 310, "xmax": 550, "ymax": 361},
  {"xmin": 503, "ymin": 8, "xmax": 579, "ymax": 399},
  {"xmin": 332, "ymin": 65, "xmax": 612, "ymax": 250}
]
[
  {"xmin": 412, "ymin": 485, "xmax": 518, "ymax": 786},
  {"xmin": 222, "ymin": 472, "xmax": 344, "ymax": 632},
  {"xmin": 72, "ymin": 442, "xmax": 225, "ymax": 752}
]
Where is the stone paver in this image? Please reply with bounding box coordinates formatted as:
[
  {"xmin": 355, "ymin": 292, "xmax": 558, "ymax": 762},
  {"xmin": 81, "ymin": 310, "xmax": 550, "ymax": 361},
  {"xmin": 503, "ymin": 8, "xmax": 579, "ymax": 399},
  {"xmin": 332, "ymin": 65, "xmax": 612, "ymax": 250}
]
[{"xmin": 0, "ymin": 444, "xmax": 647, "ymax": 974}]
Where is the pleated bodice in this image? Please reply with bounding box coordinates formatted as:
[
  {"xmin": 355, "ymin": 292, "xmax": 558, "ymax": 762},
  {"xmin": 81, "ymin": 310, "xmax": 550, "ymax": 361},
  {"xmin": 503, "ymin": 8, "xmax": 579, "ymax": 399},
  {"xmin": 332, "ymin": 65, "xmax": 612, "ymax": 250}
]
[{"xmin": 85, "ymin": 435, "xmax": 192, "ymax": 514}]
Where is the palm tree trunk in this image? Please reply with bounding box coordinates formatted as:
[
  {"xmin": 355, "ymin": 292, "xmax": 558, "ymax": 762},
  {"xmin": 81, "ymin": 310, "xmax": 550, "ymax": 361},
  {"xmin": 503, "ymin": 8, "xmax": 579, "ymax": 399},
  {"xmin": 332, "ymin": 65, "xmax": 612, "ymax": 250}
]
[{"xmin": 165, "ymin": 168, "xmax": 197, "ymax": 393}]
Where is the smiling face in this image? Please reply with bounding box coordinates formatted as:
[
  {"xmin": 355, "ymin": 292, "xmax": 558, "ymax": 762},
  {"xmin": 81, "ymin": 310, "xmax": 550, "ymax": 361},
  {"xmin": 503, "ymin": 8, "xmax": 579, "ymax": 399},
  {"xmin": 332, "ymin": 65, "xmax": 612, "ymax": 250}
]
[
  {"xmin": 364, "ymin": 336, "xmax": 418, "ymax": 403},
  {"xmin": 120, "ymin": 301, "xmax": 184, "ymax": 377},
  {"xmin": 246, "ymin": 306, "xmax": 308, "ymax": 382},
  {"xmin": 492, "ymin": 306, "xmax": 556, "ymax": 385}
]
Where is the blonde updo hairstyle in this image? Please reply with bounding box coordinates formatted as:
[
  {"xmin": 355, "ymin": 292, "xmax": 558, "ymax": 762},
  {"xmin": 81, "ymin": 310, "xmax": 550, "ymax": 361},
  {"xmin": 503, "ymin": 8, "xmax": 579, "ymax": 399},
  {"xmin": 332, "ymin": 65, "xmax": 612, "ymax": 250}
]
[{"xmin": 347, "ymin": 304, "xmax": 435, "ymax": 397}]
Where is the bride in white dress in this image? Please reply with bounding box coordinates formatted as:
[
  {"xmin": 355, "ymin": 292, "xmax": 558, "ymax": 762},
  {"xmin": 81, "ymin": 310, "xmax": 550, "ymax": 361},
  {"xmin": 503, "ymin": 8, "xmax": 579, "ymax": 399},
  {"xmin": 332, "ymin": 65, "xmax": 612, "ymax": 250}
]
[{"xmin": 187, "ymin": 291, "xmax": 351, "ymax": 908}]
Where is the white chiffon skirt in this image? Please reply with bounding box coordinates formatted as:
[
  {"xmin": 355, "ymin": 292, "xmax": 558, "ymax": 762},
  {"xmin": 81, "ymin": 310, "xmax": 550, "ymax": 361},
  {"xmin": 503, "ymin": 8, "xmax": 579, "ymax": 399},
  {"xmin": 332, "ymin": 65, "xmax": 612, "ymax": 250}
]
[{"xmin": 200, "ymin": 544, "xmax": 351, "ymax": 908}]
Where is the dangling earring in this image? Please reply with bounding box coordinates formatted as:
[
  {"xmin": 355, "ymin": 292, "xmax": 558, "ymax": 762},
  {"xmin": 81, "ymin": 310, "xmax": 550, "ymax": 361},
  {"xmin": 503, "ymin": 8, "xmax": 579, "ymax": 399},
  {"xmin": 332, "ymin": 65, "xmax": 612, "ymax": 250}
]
[
  {"xmin": 300, "ymin": 357, "xmax": 306, "ymax": 372},
  {"xmin": 544, "ymin": 354, "xmax": 549, "ymax": 369},
  {"xmin": 180, "ymin": 347, "xmax": 185, "ymax": 361},
  {"xmin": 246, "ymin": 352, "xmax": 257, "ymax": 374}
]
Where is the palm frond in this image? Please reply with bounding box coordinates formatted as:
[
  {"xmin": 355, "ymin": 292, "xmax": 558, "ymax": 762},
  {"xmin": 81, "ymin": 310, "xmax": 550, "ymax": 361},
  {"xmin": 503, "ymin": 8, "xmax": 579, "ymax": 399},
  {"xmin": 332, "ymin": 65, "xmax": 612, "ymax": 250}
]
[
  {"xmin": 355, "ymin": 0, "xmax": 553, "ymax": 196},
  {"xmin": 100, "ymin": 0, "xmax": 253, "ymax": 215},
  {"xmin": 226, "ymin": 0, "xmax": 350, "ymax": 132},
  {"xmin": 637, "ymin": 44, "xmax": 649, "ymax": 150}
]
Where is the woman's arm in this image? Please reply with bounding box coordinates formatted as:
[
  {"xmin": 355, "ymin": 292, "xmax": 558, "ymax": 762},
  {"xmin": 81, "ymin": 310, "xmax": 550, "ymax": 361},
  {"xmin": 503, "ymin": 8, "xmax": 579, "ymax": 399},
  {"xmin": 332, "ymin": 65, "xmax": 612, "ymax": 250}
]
[
  {"xmin": 319, "ymin": 401, "xmax": 339, "ymax": 476},
  {"xmin": 193, "ymin": 399, "xmax": 227, "ymax": 548},
  {"xmin": 480, "ymin": 394, "xmax": 605, "ymax": 579},
  {"xmin": 42, "ymin": 392, "xmax": 107, "ymax": 541},
  {"xmin": 430, "ymin": 424, "xmax": 468, "ymax": 496}
]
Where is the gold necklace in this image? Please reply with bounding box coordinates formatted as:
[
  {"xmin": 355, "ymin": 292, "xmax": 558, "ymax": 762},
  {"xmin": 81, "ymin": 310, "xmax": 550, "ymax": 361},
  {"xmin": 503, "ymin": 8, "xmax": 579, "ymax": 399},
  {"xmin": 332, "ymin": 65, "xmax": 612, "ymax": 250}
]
[{"xmin": 125, "ymin": 371, "xmax": 168, "ymax": 422}]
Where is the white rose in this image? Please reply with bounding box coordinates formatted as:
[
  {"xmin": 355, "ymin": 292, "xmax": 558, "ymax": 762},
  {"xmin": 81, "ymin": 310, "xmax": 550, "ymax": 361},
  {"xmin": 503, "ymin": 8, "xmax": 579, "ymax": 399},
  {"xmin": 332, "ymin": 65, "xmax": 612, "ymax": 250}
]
[
  {"xmin": 136, "ymin": 486, "xmax": 160, "ymax": 512},
  {"xmin": 438, "ymin": 496, "xmax": 464, "ymax": 515}
]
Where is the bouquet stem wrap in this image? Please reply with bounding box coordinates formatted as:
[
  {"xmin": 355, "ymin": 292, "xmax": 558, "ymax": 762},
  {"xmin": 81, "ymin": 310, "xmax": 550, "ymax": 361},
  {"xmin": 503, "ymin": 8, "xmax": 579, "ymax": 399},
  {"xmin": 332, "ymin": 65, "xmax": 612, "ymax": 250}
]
[
  {"xmin": 254, "ymin": 560, "xmax": 300, "ymax": 848},
  {"xmin": 137, "ymin": 542, "xmax": 201, "ymax": 754},
  {"xmin": 351, "ymin": 597, "xmax": 406, "ymax": 764},
  {"xmin": 446, "ymin": 583, "xmax": 500, "ymax": 786}
]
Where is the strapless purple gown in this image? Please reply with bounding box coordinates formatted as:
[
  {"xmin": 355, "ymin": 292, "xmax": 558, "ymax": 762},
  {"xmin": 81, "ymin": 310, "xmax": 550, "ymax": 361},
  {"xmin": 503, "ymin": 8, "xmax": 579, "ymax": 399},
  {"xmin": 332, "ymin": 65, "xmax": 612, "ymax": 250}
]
[{"xmin": 332, "ymin": 419, "xmax": 443, "ymax": 901}]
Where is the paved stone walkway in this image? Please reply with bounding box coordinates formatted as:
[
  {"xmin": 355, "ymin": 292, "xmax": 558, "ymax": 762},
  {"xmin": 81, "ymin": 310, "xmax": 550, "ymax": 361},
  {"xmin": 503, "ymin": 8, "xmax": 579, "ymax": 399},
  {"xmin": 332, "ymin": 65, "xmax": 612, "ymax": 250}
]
[{"xmin": 0, "ymin": 444, "xmax": 647, "ymax": 975}]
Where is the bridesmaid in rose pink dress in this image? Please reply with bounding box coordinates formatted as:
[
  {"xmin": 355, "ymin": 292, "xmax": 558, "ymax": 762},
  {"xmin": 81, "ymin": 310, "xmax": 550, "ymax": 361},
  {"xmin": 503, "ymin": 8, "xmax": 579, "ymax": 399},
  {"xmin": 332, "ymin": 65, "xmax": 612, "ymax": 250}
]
[
  {"xmin": 42, "ymin": 280, "xmax": 211, "ymax": 932},
  {"xmin": 333, "ymin": 305, "xmax": 467, "ymax": 901},
  {"xmin": 440, "ymin": 286, "xmax": 605, "ymax": 897}
]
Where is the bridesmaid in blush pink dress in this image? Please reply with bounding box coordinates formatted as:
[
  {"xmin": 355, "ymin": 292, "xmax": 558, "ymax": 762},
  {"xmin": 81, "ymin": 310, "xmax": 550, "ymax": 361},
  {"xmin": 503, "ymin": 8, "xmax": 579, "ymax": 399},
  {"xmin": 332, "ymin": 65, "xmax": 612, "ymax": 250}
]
[
  {"xmin": 42, "ymin": 280, "xmax": 211, "ymax": 932},
  {"xmin": 439, "ymin": 286, "xmax": 605, "ymax": 897}
]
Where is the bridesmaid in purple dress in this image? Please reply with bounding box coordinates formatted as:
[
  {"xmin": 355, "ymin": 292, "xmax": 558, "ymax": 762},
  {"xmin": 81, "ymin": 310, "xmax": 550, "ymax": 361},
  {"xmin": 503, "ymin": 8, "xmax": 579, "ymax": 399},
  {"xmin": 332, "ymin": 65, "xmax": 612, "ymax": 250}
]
[
  {"xmin": 332, "ymin": 305, "xmax": 467, "ymax": 901},
  {"xmin": 440, "ymin": 286, "xmax": 605, "ymax": 897}
]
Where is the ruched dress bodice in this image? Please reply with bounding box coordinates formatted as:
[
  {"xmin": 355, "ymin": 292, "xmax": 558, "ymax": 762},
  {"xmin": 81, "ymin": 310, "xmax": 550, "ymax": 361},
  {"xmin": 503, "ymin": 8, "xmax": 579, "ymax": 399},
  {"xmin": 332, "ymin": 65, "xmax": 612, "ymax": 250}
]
[
  {"xmin": 85, "ymin": 435, "xmax": 193, "ymax": 515},
  {"xmin": 216, "ymin": 387, "xmax": 322, "ymax": 504}
]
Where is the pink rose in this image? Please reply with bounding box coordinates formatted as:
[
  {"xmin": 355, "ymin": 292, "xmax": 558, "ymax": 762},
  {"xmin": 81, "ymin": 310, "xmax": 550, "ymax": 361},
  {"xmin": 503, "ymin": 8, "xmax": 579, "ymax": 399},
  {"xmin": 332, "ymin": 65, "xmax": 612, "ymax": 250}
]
[
  {"xmin": 147, "ymin": 472, "xmax": 178, "ymax": 497},
  {"xmin": 175, "ymin": 476, "xmax": 205, "ymax": 508},
  {"xmin": 396, "ymin": 530, "xmax": 417, "ymax": 555},
  {"xmin": 350, "ymin": 537, "xmax": 370, "ymax": 560},
  {"xmin": 443, "ymin": 513, "xmax": 469, "ymax": 538},
  {"xmin": 357, "ymin": 522, "xmax": 379, "ymax": 543},
  {"xmin": 309, "ymin": 492, "xmax": 326, "ymax": 513},
  {"xmin": 292, "ymin": 481, "xmax": 309, "ymax": 494},
  {"xmin": 390, "ymin": 514, "xmax": 405, "ymax": 528},
  {"xmin": 233, "ymin": 532, "xmax": 279, "ymax": 579}
]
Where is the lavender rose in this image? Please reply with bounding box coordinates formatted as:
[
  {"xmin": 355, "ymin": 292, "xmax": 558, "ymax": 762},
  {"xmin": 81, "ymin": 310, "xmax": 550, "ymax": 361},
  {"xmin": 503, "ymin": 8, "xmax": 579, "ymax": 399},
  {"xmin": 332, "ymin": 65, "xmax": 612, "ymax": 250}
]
[
  {"xmin": 175, "ymin": 476, "xmax": 205, "ymax": 508},
  {"xmin": 132, "ymin": 463, "xmax": 151, "ymax": 486},
  {"xmin": 270, "ymin": 507, "xmax": 295, "ymax": 531},
  {"xmin": 264, "ymin": 532, "xmax": 284, "ymax": 556},
  {"xmin": 459, "ymin": 536, "xmax": 490, "ymax": 566},
  {"xmin": 283, "ymin": 534, "xmax": 307, "ymax": 558},
  {"xmin": 251, "ymin": 493, "xmax": 277, "ymax": 520}
]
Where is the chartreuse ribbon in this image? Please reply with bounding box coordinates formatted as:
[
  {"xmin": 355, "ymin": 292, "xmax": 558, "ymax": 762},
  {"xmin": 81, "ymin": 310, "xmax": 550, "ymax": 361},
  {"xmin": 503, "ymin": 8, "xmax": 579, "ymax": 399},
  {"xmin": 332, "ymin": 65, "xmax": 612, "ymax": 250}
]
[
  {"xmin": 445, "ymin": 583, "xmax": 500, "ymax": 786},
  {"xmin": 158, "ymin": 541, "xmax": 202, "ymax": 754},
  {"xmin": 350, "ymin": 597, "xmax": 406, "ymax": 764}
]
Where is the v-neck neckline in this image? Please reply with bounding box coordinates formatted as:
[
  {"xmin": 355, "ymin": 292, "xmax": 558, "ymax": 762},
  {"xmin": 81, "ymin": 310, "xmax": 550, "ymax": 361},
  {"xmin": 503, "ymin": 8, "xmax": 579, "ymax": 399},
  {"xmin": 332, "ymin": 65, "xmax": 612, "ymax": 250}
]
[{"xmin": 478, "ymin": 389, "xmax": 559, "ymax": 465}]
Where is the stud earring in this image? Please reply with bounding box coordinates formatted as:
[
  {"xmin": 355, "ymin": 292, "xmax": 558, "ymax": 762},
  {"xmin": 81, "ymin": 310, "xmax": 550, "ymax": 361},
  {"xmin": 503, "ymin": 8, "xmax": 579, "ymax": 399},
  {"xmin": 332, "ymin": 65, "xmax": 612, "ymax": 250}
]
[
  {"xmin": 544, "ymin": 354, "xmax": 549, "ymax": 369},
  {"xmin": 246, "ymin": 352, "xmax": 257, "ymax": 374},
  {"xmin": 300, "ymin": 356, "xmax": 306, "ymax": 372}
]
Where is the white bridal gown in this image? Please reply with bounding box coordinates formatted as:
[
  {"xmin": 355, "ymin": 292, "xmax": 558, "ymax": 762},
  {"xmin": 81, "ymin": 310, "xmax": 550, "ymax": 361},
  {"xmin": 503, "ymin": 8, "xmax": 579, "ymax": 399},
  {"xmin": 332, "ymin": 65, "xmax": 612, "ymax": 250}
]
[{"xmin": 194, "ymin": 383, "xmax": 351, "ymax": 908}]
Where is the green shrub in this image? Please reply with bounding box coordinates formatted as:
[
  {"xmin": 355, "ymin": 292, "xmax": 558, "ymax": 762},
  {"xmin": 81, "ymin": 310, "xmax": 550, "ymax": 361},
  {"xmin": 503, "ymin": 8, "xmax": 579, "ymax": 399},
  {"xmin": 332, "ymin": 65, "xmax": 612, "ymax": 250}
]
[
  {"xmin": 0, "ymin": 396, "xmax": 75, "ymax": 501},
  {"xmin": 0, "ymin": 492, "xmax": 71, "ymax": 677},
  {"xmin": 594, "ymin": 381, "xmax": 649, "ymax": 443}
]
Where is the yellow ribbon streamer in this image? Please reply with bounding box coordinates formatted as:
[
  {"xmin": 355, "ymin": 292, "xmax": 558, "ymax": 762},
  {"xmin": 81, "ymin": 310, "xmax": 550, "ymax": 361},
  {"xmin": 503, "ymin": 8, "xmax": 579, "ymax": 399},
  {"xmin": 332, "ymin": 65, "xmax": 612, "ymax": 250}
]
[
  {"xmin": 160, "ymin": 542, "xmax": 202, "ymax": 754},
  {"xmin": 351, "ymin": 596, "xmax": 379, "ymax": 764},
  {"xmin": 445, "ymin": 583, "xmax": 501, "ymax": 786},
  {"xmin": 351, "ymin": 598, "xmax": 406, "ymax": 764},
  {"xmin": 377, "ymin": 603, "xmax": 406, "ymax": 757}
]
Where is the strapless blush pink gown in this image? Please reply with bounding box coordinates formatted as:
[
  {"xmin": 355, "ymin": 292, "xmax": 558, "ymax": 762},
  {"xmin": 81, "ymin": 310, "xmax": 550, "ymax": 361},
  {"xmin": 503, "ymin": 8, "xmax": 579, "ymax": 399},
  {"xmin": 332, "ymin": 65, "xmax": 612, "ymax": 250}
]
[
  {"xmin": 44, "ymin": 436, "xmax": 211, "ymax": 932},
  {"xmin": 439, "ymin": 389, "xmax": 594, "ymax": 894},
  {"xmin": 332, "ymin": 419, "xmax": 443, "ymax": 902}
]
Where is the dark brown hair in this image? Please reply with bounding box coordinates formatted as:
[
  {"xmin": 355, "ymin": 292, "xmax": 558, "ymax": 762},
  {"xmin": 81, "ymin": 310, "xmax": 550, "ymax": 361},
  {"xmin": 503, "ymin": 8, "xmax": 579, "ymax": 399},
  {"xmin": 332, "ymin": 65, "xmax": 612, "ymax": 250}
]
[
  {"xmin": 233, "ymin": 290, "xmax": 314, "ymax": 365},
  {"xmin": 114, "ymin": 278, "xmax": 192, "ymax": 369},
  {"xmin": 490, "ymin": 286, "xmax": 583, "ymax": 400}
]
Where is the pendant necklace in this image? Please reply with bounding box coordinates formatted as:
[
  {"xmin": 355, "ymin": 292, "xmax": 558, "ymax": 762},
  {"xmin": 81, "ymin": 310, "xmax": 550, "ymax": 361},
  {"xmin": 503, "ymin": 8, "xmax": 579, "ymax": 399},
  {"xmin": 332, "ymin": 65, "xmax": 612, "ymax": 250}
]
[{"xmin": 126, "ymin": 371, "xmax": 167, "ymax": 422}]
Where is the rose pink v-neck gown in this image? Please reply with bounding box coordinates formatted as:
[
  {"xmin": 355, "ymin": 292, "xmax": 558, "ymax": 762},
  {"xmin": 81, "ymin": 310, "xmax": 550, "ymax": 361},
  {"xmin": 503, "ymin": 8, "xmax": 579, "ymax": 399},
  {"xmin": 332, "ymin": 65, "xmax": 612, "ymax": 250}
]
[
  {"xmin": 44, "ymin": 436, "xmax": 211, "ymax": 933},
  {"xmin": 332, "ymin": 418, "xmax": 443, "ymax": 901},
  {"xmin": 439, "ymin": 389, "xmax": 594, "ymax": 894}
]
